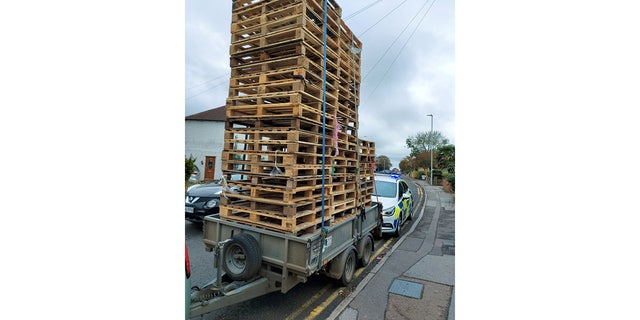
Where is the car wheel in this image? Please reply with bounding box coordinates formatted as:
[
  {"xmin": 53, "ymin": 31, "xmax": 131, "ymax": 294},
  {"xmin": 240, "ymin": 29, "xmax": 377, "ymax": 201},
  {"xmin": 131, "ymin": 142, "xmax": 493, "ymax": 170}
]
[
  {"xmin": 222, "ymin": 233, "xmax": 262, "ymax": 281},
  {"xmin": 358, "ymin": 236, "xmax": 373, "ymax": 267},
  {"xmin": 394, "ymin": 220, "xmax": 402, "ymax": 237},
  {"xmin": 407, "ymin": 206, "xmax": 413, "ymax": 221},
  {"xmin": 340, "ymin": 248, "xmax": 357, "ymax": 286}
]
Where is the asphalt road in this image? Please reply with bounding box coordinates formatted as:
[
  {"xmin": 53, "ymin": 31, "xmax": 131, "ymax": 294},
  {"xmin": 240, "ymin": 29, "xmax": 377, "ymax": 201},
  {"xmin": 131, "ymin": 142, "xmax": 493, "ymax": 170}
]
[{"xmin": 186, "ymin": 177, "xmax": 423, "ymax": 320}]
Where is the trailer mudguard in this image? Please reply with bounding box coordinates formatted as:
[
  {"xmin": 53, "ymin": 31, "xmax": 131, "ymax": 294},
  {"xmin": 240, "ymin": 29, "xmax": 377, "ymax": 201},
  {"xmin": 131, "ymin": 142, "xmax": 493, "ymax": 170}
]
[{"xmin": 324, "ymin": 245, "xmax": 357, "ymax": 280}]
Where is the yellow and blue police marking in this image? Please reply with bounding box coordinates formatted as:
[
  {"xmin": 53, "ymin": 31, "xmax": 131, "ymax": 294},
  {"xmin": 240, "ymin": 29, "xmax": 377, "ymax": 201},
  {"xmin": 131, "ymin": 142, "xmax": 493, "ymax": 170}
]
[{"xmin": 391, "ymin": 190, "xmax": 413, "ymax": 229}]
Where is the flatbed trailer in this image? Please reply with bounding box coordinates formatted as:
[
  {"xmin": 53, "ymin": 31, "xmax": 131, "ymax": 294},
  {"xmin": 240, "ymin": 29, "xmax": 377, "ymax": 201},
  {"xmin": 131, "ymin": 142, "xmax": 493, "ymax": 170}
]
[{"xmin": 189, "ymin": 204, "xmax": 381, "ymax": 318}]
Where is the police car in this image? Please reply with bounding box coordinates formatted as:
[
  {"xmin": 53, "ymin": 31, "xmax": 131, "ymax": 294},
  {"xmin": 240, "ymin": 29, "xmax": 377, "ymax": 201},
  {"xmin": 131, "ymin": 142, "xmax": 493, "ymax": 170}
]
[{"xmin": 371, "ymin": 173, "xmax": 414, "ymax": 237}]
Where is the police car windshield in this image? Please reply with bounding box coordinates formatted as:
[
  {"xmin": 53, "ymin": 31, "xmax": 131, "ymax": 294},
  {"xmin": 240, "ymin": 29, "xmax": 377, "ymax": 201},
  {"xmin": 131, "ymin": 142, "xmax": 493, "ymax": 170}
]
[{"xmin": 373, "ymin": 180, "xmax": 396, "ymax": 198}]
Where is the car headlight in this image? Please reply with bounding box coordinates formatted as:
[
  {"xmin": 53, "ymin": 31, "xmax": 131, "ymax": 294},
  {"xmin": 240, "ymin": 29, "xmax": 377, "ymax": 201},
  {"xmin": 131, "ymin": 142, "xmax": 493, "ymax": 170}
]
[
  {"xmin": 382, "ymin": 208, "xmax": 394, "ymax": 216},
  {"xmin": 204, "ymin": 199, "xmax": 219, "ymax": 209}
]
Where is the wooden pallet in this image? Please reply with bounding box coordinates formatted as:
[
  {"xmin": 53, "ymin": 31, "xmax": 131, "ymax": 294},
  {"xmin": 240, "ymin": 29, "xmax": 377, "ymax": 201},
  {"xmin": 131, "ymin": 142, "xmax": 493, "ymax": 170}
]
[
  {"xmin": 228, "ymin": 0, "xmax": 362, "ymax": 109},
  {"xmin": 225, "ymin": 116, "xmax": 331, "ymax": 134},
  {"xmin": 220, "ymin": 0, "xmax": 367, "ymax": 236},
  {"xmin": 331, "ymin": 197, "xmax": 356, "ymax": 214},
  {"xmin": 225, "ymin": 176, "xmax": 327, "ymax": 195},
  {"xmin": 232, "ymin": 0, "xmax": 343, "ymax": 40},
  {"xmin": 231, "ymin": 4, "xmax": 304, "ymax": 42},
  {"xmin": 232, "ymin": 0, "xmax": 302, "ymax": 17},
  {"xmin": 358, "ymin": 139, "xmax": 375, "ymax": 152},
  {"xmin": 223, "ymin": 173, "xmax": 352, "ymax": 190},
  {"xmin": 228, "ymin": 77, "xmax": 338, "ymax": 103},
  {"xmin": 221, "ymin": 150, "xmax": 328, "ymax": 170},
  {"xmin": 229, "ymin": 67, "xmax": 337, "ymax": 93},
  {"xmin": 226, "ymin": 102, "xmax": 331, "ymax": 123},
  {"xmin": 231, "ymin": 55, "xmax": 340, "ymax": 87},
  {"xmin": 229, "ymin": 40, "xmax": 340, "ymax": 77},
  {"xmin": 219, "ymin": 201, "xmax": 321, "ymax": 235},
  {"xmin": 227, "ymin": 88, "xmax": 339, "ymax": 107},
  {"xmin": 223, "ymin": 158, "xmax": 325, "ymax": 177},
  {"xmin": 223, "ymin": 182, "xmax": 325, "ymax": 205},
  {"xmin": 221, "ymin": 148, "xmax": 359, "ymax": 174},
  {"xmin": 230, "ymin": 14, "xmax": 342, "ymax": 57},
  {"xmin": 224, "ymin": 128, "xmax": 325, "ymax": 152},
  {"xmin": 230, "ymin": 27, "xmax": 302, "ymax": 56},
  {"xmin": 219, "ymin": 199, "xmax": 356, "ymax": 236}
]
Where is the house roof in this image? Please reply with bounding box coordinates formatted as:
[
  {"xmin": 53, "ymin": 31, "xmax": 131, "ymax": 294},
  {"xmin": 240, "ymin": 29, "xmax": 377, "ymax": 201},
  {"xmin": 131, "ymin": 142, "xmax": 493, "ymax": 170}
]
[{"xmin": 185, "ymin": 106, "xmax": 226, "ymax": 121}]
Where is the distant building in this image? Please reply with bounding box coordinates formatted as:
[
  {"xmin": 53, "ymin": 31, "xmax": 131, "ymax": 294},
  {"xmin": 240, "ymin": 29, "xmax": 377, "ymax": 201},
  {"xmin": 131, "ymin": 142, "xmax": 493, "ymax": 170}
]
[{"xmin": 185, "ymin": 106, "xmax": 225, "ymax": 182}]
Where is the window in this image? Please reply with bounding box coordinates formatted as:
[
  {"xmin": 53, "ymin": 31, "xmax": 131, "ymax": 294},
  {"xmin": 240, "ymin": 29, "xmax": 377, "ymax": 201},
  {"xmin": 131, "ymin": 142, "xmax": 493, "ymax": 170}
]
[{"xmin": 373, "ymin": 180, "xmax": 396, "ymax": 198}]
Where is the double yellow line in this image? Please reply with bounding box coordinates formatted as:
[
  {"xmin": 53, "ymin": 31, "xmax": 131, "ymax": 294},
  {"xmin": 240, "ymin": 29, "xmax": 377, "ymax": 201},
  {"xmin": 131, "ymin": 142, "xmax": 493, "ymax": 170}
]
[{"xmin": 286, "ymin": 237, "xmax": 393, "ymax": 320}]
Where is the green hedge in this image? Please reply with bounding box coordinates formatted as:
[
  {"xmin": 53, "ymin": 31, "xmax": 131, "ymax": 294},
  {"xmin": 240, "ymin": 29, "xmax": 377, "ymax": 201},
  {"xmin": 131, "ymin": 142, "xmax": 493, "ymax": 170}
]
[
  {"xmin": 443, "ymin": 173, "xmax": 455, "ymax": 191},
  {"xmin": 185, "ymin": 157, "xmax": 196, "ymax": 181}
]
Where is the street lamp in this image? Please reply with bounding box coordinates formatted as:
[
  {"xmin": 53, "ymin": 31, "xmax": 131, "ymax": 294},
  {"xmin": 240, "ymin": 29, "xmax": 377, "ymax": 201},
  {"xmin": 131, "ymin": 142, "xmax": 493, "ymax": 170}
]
[{"xmin": 427, "ymin": 114, "xmax": 433, "ymax": 185}]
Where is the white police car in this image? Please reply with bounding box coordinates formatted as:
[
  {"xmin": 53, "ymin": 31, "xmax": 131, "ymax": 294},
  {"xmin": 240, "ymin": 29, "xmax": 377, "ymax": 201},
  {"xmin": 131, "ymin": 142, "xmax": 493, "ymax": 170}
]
[{"xmin": 371, "ymin": 173, "xmax": 414, "ymax": 237}]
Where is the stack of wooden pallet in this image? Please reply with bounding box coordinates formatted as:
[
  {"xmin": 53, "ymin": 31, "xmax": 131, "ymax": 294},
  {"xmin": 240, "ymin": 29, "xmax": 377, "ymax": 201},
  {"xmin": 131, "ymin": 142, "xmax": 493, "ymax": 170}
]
[{"xmin": 220, "ymin": 0, "xmax": 375, "ymax": 235}]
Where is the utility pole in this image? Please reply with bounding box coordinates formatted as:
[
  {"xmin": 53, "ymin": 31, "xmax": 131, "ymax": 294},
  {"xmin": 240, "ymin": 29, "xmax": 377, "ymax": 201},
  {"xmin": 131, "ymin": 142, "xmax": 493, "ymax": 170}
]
[{"xmin": 427, "ymin": 114, "xmax": 433, "ymax": 185}]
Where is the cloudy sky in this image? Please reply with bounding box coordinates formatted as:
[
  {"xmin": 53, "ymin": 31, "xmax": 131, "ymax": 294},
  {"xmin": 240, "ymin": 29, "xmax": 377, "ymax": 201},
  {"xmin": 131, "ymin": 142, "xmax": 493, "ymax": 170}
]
[{"xmin": 186, "ymin": 0, "xmax": 454, "ymax": 168}]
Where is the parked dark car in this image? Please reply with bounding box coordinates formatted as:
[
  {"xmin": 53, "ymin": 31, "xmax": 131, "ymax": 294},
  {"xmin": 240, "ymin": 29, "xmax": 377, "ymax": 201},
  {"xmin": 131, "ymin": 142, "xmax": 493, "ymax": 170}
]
[{"xmin": 185, "ymin": 181, "xmax": 222, "ymax": 223}]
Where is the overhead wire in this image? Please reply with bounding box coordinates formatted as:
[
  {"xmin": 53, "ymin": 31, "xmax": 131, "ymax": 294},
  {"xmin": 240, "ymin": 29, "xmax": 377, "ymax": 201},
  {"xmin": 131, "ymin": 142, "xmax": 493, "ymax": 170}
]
[
  {"xmin": 185, "ymin": 79, "xmax": 229, "ymax": 100},
  {"xmin": 186, "ymin": 72, "xmax": 229, "ymax": 91},
  {"xmin": 362, "ymin": 0, "xmax": 433, "ymax": 82},
  {"xmin": 343, "ymin": 0, "xmax": 383, "ymax": 21},
  {"xmin": 185, "ymin": 71, "xmax": 230, "ymax": 101},
  {"xmin": 359, "ymin": 0, "xmax": 410, "ymax": 36},
  {"xmin": 362, "ymin": 0, "xmax": 439, "ymax": 105}
]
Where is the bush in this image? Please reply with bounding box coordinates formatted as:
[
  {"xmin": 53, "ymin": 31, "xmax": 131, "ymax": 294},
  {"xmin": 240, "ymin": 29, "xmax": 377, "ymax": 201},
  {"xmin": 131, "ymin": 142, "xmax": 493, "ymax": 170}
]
[
  {"xmin": 432, "ymin": 169, "xmax": 443, "ymax": 177},
  {"xmin": 185, "ymin": 156, "xmax": 196, "ymax": 181},
  {"xmin": 443, "ymin": 173, "xmax": 455, "ymax": 192},
  {"xmin": 413, "ymin": 170, "xmax": 427, "ymax": 179}
]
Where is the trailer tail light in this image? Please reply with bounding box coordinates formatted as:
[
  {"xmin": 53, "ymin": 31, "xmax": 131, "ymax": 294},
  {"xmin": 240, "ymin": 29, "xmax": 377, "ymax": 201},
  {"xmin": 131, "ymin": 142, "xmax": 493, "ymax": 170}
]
[{"xmin": 185, "ymin": 243, "xmax": 191, "ymax": 279}]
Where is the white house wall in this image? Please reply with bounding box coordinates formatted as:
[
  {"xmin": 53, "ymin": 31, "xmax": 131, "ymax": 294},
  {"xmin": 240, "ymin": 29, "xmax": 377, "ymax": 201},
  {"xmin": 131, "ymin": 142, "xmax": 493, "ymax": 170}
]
[{"xmin": 185, "ymin": 120, "xmax": 225, "ymax": 181}]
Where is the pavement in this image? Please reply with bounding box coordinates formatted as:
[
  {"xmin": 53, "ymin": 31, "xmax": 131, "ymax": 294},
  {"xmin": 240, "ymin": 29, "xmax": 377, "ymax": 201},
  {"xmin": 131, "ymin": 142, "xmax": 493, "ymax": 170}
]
[{"xmin": 328, "ymin": 179, "xmax": 455, "ymax": 320}]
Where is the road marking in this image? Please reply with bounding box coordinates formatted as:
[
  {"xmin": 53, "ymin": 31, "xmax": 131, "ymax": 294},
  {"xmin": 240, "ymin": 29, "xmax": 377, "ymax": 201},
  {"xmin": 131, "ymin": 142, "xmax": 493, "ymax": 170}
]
[
  {"xmin": 373, "ymin": 238, "xmax": 392, "ymax": 261},
  {"xmin": 305, "ymin": 289, "xmax": 341, "ymax": 320},
  {"xmin": 302, "ymin": 237, "xmax": 393, "ymax": 319},
  {"xmin": 285, "ymin": 284, "xmax": 332, "ymax": 320}
]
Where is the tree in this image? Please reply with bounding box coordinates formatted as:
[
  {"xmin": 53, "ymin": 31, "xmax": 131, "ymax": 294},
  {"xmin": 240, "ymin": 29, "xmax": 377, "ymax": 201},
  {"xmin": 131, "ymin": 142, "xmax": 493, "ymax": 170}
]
[
  {"xmin": 406, "ymin": 131, "xmax": 449, "ymax": 175},
  {"xmin": 399, "ymin": 157, "xmax": 412, "ymax": 173},
  {"xmin": 375, "ymin": 155, "xmax": 391, "ymax": 172},
  {"xmin": 405, "ymin": 131, "xmax": 449, "ymax": 157},
  {"xmin": 436, "ymin": 144, "xmax": 455, "ymax": 173},
  {"xmin": 414, "ymin": 150, "xmax": 431, "ymax": 169}
]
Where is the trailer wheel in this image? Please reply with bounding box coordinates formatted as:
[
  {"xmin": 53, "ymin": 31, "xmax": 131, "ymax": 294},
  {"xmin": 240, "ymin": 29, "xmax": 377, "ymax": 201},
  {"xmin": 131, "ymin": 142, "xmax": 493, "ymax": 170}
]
[
  {"xmin": 222, "ymin": 233, "xmax": 262, "ymax": 281},
  {"xmin": 340, "ymin": 248, "xmax": 357, "ymax": 286},
  {"xmin": 358, "ymin": 236, "xmax": 373, "ymax": 267}
]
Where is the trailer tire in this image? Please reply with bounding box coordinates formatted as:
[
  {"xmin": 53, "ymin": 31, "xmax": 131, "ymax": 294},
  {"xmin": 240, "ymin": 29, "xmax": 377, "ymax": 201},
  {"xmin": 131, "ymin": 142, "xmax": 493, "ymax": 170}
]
[
  {"xmin": 222, "ymin": 233, "xmax": 262, "ymax": 281},
  {"xmin": 358, "ymin": 235, "xmax": 373, "ymax": 267},
  {"xmin": 340, "ymin": 248, "xmax": 357, "ymax": 286}
]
